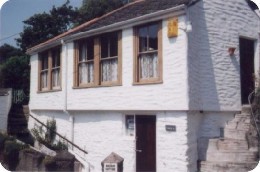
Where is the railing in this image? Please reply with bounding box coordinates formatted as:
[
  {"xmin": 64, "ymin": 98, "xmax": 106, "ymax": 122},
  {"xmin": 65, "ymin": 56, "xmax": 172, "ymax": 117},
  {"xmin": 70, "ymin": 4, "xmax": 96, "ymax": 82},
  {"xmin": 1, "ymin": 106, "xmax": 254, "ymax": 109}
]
[
  {"xmin": 248, "ymin": 90, "xmax": 260, "ymax": 137},
  {"xmin": 29, "ymin": 114, "xmax": 88, "ymax": 155}
]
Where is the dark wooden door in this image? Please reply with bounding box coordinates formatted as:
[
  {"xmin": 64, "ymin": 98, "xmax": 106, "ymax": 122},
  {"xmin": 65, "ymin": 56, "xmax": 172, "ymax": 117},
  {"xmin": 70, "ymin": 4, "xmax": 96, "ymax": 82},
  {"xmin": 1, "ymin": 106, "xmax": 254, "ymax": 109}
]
[
  {"xmin": 136, "ymin": 115, "xmax": 156, "ymax": 172},
  {"xmin": 240, "ymin": 38, "xmax": 255, "ymax": 104}
]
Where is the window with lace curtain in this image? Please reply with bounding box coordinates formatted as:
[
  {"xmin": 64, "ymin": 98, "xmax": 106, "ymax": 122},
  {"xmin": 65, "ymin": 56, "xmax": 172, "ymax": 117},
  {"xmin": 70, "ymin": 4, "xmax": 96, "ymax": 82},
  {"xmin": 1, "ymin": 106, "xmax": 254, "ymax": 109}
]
[
  {"xmin": 38, "ymin": 47, "xmax": 61, "ymax": 92},
  {"xmin": 134, "ymin": 22, "xmax": 162, "ymax": 84},
  {"xmin": 76, "ymin": 39, "xmax": 94, "ymax": 86},
  {"xmin": 74, "ymin": 31, "xmax": 122, "ymax": 88},
  {"xmin": 100, "ymin": 32, "xmax": 119, "ymax": 83}
]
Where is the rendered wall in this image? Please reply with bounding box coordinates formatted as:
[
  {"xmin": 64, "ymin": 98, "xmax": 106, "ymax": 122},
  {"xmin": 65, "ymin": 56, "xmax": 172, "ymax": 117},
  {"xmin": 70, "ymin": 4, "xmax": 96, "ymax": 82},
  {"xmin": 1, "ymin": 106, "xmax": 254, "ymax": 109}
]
[
  {"xmin": 28, "ymin": 110, "xmax": 203, "ymax": 172},
  {"xmin": 29, "ymin": 16, "xmax": 189, "ymax": 111},
  {"xmin": 0, "ymin": 88, "xmax": 12, "ymax": 132},
  {"xmin": 188, "ymin": 0, "xmax": 259, "ymax": 111}
]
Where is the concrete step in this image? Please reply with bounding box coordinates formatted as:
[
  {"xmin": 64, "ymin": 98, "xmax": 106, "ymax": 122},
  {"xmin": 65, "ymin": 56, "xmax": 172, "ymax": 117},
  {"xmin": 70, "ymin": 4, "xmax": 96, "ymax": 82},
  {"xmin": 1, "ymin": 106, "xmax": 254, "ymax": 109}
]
[
  {"xmin": 224, "ymin": 128, "xmax": 247, "ymax": 140},
  {"xmin": 200, "ymin": 161, "xmax": 258, "ymax": 172},
  {"xmin": 206, "ymin": 151, "xmax": 258, "ymax": 162}
]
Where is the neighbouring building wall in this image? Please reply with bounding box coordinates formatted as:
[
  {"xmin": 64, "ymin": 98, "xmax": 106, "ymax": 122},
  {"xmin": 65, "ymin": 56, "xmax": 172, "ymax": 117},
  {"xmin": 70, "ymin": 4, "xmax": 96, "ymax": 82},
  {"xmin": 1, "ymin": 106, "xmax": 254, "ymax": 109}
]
[
  {"xmin": 188, "ymin": 0, "xmax": 259, "ymax": 111},
  {"xmin": 0, "ymin": 88, "xmax": 12, "ymax": 132}
]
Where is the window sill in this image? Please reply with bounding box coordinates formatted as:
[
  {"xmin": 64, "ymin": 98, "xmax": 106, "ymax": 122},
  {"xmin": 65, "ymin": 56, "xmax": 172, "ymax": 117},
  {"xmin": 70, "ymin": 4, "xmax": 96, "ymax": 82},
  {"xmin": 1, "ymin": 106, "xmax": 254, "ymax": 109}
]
[
  {"xmin": 133, "ymin": 80, "xmax": 163, "ymax": 86},
  {"xmin": 37, "ymin": 89, "xmax": 62, "ymax": 94},
  {"xmin": 73, "ymin": 83, "xmax": 122, "ymax": 89}
]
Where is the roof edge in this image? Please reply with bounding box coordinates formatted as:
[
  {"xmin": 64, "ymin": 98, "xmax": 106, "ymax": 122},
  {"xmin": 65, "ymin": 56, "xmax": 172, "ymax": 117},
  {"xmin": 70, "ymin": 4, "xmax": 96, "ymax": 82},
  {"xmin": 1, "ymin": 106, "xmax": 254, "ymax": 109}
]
[{"xmin": 26, "ymin": 0, "xmax": 145, "ymax": 55}]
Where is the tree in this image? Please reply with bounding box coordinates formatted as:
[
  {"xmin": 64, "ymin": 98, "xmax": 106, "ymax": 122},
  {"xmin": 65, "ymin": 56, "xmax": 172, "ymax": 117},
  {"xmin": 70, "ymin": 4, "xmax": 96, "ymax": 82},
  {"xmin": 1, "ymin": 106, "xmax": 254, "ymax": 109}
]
[
  {"xmin": 0, "ymin": 56, "xmax": 30, "ymax": 93},
  {"xmin": 16, "ymin": 1, "xmax": 79, "ymax": 52},
  {"xmin": 77, "ymin": 0, "xmax": 124, "ymax": 25},
  {"xmin": 0, "ymin": 44, "xmax": 23, "ymax": 64}
]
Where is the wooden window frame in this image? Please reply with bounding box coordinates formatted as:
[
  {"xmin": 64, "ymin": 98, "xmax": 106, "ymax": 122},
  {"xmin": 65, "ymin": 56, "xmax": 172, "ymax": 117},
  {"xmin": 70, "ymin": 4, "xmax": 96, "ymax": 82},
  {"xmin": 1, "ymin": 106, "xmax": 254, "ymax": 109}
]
[
  {"xmin": 73, "ymin": 31, "xmax": 122, "ymax": 88},
  {"xmin": 133, "ymin": 21, "xmax": 163, "ymax": 85},
  {"xmin": 38, "ymin": 46, "xmax": 62, "ymax": 93},
  {"xmin": 74, "ymin": 39, "xmax": 95, "ymax": 88}
]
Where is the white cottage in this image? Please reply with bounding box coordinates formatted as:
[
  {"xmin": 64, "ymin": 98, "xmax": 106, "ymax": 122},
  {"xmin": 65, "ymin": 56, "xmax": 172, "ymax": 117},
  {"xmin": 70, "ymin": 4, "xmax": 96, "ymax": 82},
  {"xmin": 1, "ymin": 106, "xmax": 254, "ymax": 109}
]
[{"xmin": 27, "ymin": 0, "xmax": 260, "ymax": 171}]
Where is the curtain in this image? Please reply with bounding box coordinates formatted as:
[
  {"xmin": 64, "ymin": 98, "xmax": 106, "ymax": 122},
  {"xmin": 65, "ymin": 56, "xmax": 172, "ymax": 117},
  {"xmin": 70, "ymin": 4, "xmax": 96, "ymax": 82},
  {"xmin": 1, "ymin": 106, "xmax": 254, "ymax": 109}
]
[
  {"xmin": 41, "ymin": 71, "xmax": 48, "ymax": 89},
  {"xmin": 79, "ymin": 62, "xmax": 94, "ymax": 84},
  {"xmin": 52, "ymin": 68, "xmax": 60, "ymax": 88},
  {"xmin": 140, "ymin": 53, "xmax": 158, "ymax": 79},
  {"xmin": 101, "ymin": 58, "xmax": 118, "ymax": 82}
]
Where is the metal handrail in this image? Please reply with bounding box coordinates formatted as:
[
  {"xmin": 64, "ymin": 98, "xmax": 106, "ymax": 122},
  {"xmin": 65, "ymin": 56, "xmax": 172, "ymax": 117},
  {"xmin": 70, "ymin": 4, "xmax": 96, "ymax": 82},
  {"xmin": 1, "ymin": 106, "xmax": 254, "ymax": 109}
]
[
  {"xmin": 29, "ymin": 114, "xmax": 88, "ymax": 155},
  {"xmin": 248, "ymin": 90, "xmax": 260, "ymax": 137}
]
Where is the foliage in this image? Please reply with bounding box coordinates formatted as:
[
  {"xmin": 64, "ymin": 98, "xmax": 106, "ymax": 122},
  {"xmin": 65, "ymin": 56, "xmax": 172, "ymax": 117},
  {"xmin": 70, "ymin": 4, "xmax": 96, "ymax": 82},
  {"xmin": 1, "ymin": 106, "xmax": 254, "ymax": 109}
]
[
  {"xmin": 77, "ymin": 0, "xmax": 124, "ymax": 25},
  {"xmin": 31, "ymin": 119, "xmax": 68, "ymax": 151},
  {"xmin": 0, "ymin": 55, "xmax": 30, "ymax": 93},
  {"xmin": 0, "ymin": 44, "xmax": 23, "ymax": 64},
  {"xmin": 16, "ymin": 0, "xmax": 79, "ymax": 52}
]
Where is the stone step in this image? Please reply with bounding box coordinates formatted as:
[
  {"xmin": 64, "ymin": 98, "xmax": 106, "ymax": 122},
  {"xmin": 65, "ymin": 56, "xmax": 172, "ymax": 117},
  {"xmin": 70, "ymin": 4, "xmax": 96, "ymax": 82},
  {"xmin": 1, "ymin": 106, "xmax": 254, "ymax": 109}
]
[
  {"xmin": 217, "ymin": 139, "xmax": 248, "ymax": 151},
  {"xmin": 242, "ymin": 105, "xmax": 252, "ymax": 114},
  {"xmin": 224, "ymin": 128, "xmax": 247, "ymax": 140},
  {"xmin": 206, "ymin": 151, "xmax": 258, "ymax": 162},
  {"xmin": 226, "ymin": 120, "xmax": 250, "ymax": 131},
  {"xmin": 200, "ymin": 161, "xmax": 258, "ymax": 172}
]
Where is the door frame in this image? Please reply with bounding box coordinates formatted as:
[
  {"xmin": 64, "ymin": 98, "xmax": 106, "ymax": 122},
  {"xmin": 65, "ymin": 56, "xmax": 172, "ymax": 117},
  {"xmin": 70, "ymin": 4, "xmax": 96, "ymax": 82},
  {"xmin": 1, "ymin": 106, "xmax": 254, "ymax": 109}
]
[
  {"xmin": 239, "ymin": 36, "xmax": 257, "ymax": 105},
  {"xmin": 134, "ymin": 113, "xmax": 157, "ymax": 171},
  {"xmin": 126, "ymin": 114, "xmax": 157, "ymax": 172}
]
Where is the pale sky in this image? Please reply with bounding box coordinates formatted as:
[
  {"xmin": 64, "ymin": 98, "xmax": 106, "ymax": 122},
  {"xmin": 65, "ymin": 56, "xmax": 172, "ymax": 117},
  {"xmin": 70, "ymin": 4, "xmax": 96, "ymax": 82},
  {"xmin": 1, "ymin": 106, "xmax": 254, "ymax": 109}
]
[{"xmin": 0, "ymin": 0, "xmax": 82, "ymax": 47}]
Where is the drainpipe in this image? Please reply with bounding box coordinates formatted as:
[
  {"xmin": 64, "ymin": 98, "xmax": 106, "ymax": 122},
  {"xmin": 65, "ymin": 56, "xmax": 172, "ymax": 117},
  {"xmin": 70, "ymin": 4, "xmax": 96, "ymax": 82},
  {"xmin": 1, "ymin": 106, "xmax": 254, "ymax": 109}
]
[{"xmin": 61, "ymin": 39, "xmax": 74, "ymax": 144}]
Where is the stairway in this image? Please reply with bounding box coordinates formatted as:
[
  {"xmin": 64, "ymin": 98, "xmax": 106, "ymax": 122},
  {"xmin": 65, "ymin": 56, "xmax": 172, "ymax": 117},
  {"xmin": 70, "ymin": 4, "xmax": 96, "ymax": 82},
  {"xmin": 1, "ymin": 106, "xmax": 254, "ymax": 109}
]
[
  {"xmin": 7, "ymin": 104, "xmax": 34, "ymax": 146},
  {"xmin": 200, "ymin": 106, "xmax": 259, "ymax": 172}
]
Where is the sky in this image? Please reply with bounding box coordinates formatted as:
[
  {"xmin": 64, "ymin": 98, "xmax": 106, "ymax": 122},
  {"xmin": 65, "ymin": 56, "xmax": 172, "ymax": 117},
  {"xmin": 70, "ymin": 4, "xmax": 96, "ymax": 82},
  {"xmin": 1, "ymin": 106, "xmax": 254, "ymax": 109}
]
[{"xmin": 0, "ymin": 0, "xmax": 82, "ymax": 47}]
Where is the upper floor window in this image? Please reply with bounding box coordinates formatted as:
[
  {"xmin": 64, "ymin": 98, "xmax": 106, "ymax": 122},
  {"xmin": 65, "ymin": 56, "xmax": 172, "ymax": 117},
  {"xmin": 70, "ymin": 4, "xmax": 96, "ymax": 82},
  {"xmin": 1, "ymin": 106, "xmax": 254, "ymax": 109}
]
[
  {"xmin": 100, "ymin": 32, "xmax": 118, "ymax": 83},
  {"xmin": 134, "ymin": 22, "xmax": 162, "ymax": 84},
  {"xmin": 39, "ymin": 47, "xmax": 61, "ymax": 92},
  {"xmin": 74, "ymin": 31, "xmax": 122, "ymax": 88}
]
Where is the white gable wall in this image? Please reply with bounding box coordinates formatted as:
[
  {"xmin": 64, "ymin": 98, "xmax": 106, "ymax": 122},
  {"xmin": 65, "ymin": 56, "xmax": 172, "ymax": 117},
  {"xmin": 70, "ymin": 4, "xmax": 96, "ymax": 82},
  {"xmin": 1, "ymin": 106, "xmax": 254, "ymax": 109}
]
[{"xmin": 188, "ymin": 0, "xmax": 259, "ymax": 111}]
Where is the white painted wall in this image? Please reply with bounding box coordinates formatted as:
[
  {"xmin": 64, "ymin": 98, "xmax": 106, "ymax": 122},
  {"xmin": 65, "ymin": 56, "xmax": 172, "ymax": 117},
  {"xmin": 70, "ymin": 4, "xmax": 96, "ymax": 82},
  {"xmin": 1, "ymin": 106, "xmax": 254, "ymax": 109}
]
[
  {"xmin": 0, "ymin": 88, "xmax": 12, "ymax": 132},
  {"xmin": 188, "ymin": 0, "xmax": 259, "ymax": 111},
  {"xmin": 29, "ymin": 16, "xmax": 189, "ymax": 111},
  {"xmin": 29, "ymin": 110, "xmax": 202, "ymax": 172}
]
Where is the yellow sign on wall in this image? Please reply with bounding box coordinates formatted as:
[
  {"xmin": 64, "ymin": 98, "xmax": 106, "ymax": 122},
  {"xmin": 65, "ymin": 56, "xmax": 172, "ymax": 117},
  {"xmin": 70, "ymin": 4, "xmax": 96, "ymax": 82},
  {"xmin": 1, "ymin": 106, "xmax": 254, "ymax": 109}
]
[{"xmin": 168, "ymin": 18, "xmax": 178, "ymax": 38}]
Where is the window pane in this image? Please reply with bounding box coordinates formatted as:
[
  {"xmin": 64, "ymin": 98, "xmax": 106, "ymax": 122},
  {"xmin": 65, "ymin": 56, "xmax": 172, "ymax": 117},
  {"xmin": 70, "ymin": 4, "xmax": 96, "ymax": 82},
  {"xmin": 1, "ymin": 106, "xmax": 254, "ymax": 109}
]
[
  {"xmin": 52, "ymin": 68, "xmax": 60, "ymax": 88},
  {"xmin": 139, "ymin": 27, "xmax": 148, "ymax": 52},
  {"xmin": 41, "ymin": 71, "xmax": 48, "ymax": 89},
  {"xmin": 139, "ymin": 52, "xmax": 158, "ymax": 79},
  {"xmin": 79, "ymin": 62, "xmax": 94, "ymax": 84},
  {"xmin": 79, "ymin": 44, "xmax": 87, "ymax": 62},
  {"xmin": 101, "ymin": 37, "xmax": 109, "ymax": 58},
  {"xmin": 101, "ymin": 58, "xmax": 118, "ymax": 82},
  {"xmin": 148, "ymin": 24, "xmax": 158, "ymax": 50},
  {"xmin": 110, "ymin": 33, "xmax": 118, "ymax": 57},
  {"xmin": 87, "ymin": 39, "xmax": 94, "ymax": 60},
  {"xmin": 52, "ymin": 49, "xmax": 60, "ymax": 67},
  {"xmin": 41, "ymin": 53, "xmax": 48, "ymax": 70}
]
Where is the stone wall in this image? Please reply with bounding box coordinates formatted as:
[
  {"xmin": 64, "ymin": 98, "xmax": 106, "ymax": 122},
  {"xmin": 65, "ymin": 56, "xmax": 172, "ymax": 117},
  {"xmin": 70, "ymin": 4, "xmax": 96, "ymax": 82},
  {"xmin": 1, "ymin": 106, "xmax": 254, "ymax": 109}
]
[
  {"xmin": 188, "ymin": 0, "xmax": 259, "ymax": 111},
  {"xmin": 0, "ymin": 88, "xmax": 12, "ymax": 132}
]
